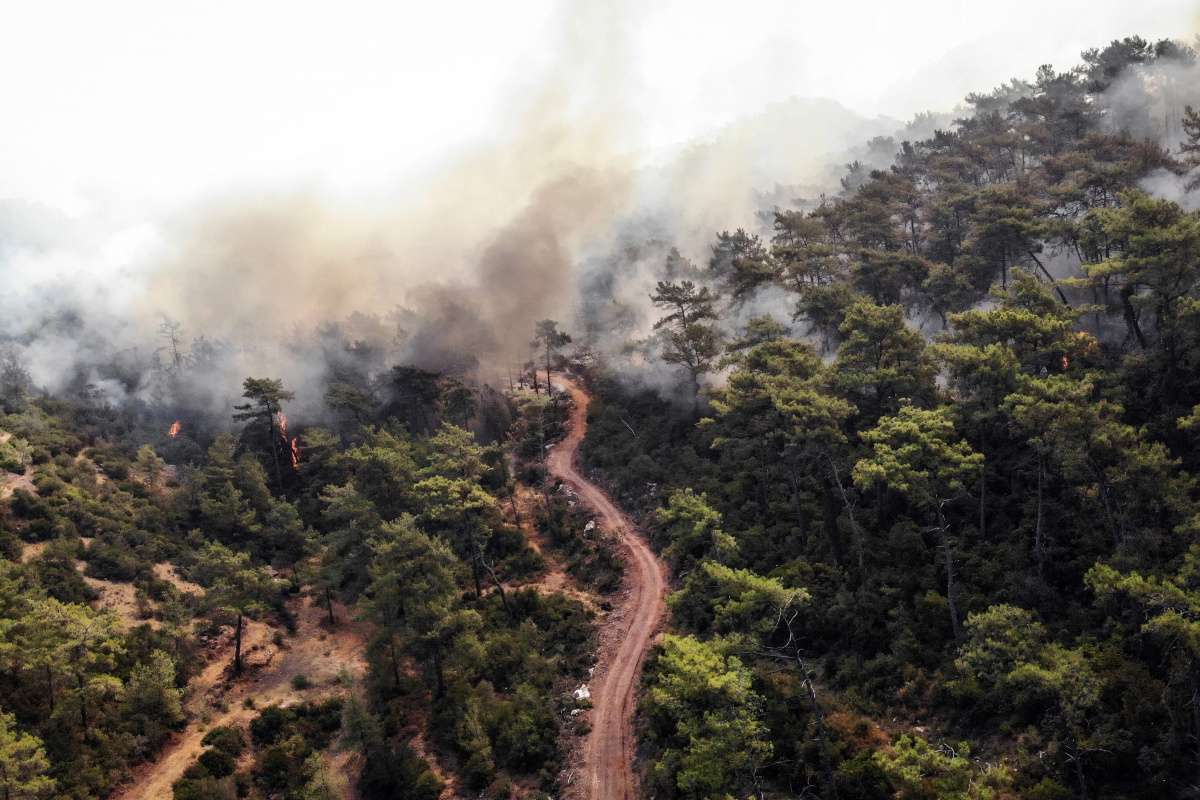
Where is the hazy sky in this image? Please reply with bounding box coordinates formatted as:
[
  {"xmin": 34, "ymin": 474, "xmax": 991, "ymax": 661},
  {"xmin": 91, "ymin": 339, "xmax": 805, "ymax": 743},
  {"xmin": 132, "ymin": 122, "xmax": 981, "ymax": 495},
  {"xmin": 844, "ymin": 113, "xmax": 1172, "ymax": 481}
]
[{"xmin": 0, "ymin": 0, "xmax": 1197, "ymax": 214}]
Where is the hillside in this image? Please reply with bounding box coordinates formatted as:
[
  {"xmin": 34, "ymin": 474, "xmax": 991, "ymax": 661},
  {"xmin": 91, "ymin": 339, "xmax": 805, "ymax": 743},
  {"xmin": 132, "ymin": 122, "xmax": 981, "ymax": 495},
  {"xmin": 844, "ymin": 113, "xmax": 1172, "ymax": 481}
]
[{"xmin": 1, "ymin": 26, "xmax": 1200, "ymax": 800}]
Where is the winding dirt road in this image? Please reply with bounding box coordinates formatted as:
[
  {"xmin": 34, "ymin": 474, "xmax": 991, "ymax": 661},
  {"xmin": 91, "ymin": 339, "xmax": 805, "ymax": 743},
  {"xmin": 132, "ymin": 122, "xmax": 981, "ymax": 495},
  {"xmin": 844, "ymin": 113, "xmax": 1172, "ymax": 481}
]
[{"xmin": 548, "ymin": 376, "xmax": 668, "ymax": 800}]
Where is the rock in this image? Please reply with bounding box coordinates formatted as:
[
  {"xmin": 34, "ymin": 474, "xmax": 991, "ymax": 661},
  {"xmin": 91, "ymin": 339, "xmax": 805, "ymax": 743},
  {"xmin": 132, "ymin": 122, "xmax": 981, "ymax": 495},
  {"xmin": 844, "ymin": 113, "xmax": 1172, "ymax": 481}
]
[{"xmin": 573, "ymin": 684, "xmax": 591, "ymax": 702}]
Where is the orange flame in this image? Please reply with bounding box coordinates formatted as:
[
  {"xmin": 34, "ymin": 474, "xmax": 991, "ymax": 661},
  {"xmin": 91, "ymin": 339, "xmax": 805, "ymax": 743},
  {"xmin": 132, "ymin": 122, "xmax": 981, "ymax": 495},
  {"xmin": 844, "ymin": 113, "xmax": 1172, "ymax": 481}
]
[
  {"xmin": 290, "ymin": 437, "xmax": 301, "ymax": 469},
  {"xmin": 277, "ymin": 412, "xmax": 288, "ymax": 437},
  {"xmin": 168, "ymin": 420, "xmax": 181, "ymax": 438},
  {"xmin": 1062, "ymin": 354, "xmax": 1070, "ymax": 370}
]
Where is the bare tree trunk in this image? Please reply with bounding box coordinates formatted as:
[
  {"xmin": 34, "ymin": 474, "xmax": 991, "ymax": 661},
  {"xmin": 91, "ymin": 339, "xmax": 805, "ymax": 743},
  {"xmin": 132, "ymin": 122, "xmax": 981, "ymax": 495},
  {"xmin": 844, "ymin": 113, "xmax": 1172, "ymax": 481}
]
[
  {"xmin": 234, "ymin": 612, "xmax": 244, "ymax": 672},
  {"xmin": 1028, "ymin": 250, "xmax": 1070, "ymax": 305},
  {"xmin": 1121, "ymin": 283, "xmax": 1148, "ymax": 349},
  {"xmin": 1072, "ymin": 740, "xmax": 1089, "ymax": 800},
  {"xmin": 268, "ymin": 417, "xmax": 282, "ymax": 491},
  {"xmin": 979, "ymin": 460, "xmax": 987, "ymax": 537},
  {"xmin": 936, "ymin": 505, "xmax": 962, "ymax": 642},
  {"xmin": 799, "ymin": 659, "xmax": 839, "ymax": 800},
  {"xmin": 827, "ymin": 454, "xmax": 864, "ymax": 574},
  {"xmin": 1035, "ymin": 451, "xmax": 1045, "ymax": 580},
  {"xmin": 1191, "ymin": 674, "xmax": 1200, "ymax": 790},
  {"xmin": 78, "ymin": 672, "xmax": 88, "ymax": 734},
  {"xmin": 390, "ymin": 639, "xmax": 402, "ymax": 689},
  {"xmin": 819, "ymin": 476, "xmax": 846, "ymax": 567},
  {"xmin": 481, "ymin": 554, "xmax": 514, "ymax": 619},
  {"xmin": 470, "ymin": 555, "xmax": 482, "ymax": 598}
]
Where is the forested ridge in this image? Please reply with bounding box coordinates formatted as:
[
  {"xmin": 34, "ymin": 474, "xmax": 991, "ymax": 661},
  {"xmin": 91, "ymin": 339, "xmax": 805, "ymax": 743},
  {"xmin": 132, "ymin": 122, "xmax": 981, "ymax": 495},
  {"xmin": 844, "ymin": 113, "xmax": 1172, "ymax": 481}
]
[
  {"xmin": 1, "ymin": 30, "xmax": 1200, "ymax": 800},
  {"xmin": 0, "ymin": 353, "xmax": 616, "ymax": 799},
  {"xmin": 577, "ymin": 36, "xmax": 1200, "ymax": 800}
]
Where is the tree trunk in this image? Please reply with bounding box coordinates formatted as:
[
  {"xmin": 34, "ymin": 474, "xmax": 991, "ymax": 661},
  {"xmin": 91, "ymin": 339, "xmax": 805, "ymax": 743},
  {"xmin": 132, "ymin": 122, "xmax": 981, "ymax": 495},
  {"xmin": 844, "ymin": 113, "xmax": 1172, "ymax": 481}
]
[
  {"xmin": 482, "ymin": 555, "xmax": 514, "ymax": 619},
  {"xmin": 268, "ymin": 415, "xmax": 282, "ymax": 491},
  {"xmin": 1191, "ymin": 673, "xmax": 1200, "ymax": 790},
  {"xmin": 978, "ymin": 460, "xmax": 987, "ymax": 537},
  {"xmin": 1035, "ymin": 451, "xmax": 1045, "ymax": 580},
  {"xmin": 233, "ymin": 612, "xmax": 244, "ymax": 673},
  {"xmin": 819, "ymin": 475, "xmax": 846, "ymax": 567},
  {"xmin": 1028, "ymin": 250, "xmax": 1070, "ymax": 305},
  {"xmin": 325, "ymin": 587, "xmax": 336, "ymax": 625},
  {"xmin": 78, "ymin": 672, "xmax": 88, "ymax": 734},
  {"xmin": 470, "ymin": 554, "xmax": 482, "ymax": 598},
  {"xmin": 936, "ymin": 505, "xmax": 962, "ymax": 641},
  {"xmin": 1072, "ymin": 741, "xmax": 1089, "ymax": 800},
  {"xmin": 787, "ymin": 472, "xmax": 807, "ymax": 546},
  {"xmin": 1120, "ymin": 283, "xmax": 1148, "ymax": 349},
  {"xmin": 432, "ymin": 649, "xmax": 445, "ymax": 698},
  {"xmin": 797, "ymin": 656, "xmax": 839, "ymax": 800},
  {"xmin": 827, "ymin": 455, "xmax": 864, "ymax": 574},
  {"xmin": 390, "ymin": 639, "xmax": 402, "ymax": 689}
]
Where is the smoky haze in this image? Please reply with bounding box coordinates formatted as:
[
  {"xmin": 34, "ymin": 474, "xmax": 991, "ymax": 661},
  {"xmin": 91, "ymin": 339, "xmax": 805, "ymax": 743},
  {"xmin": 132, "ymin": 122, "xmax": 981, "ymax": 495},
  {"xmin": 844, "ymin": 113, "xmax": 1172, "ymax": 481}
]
[{"xmin": 1, "ymin": 3, "xmax": 1198, "ymax": 417}]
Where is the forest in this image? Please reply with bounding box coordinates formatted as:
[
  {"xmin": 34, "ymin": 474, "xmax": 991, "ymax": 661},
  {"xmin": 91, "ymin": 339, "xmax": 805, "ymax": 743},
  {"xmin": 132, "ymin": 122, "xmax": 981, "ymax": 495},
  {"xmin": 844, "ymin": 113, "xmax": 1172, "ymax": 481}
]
[{"xmin": 0, "ymin": 30, "xmax": 1198, "ymax": 800}]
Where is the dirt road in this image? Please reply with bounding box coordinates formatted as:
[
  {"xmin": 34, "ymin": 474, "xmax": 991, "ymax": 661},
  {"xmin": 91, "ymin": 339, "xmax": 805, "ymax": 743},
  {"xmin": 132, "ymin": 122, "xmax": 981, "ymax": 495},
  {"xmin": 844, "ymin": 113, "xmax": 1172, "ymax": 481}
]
[{"xmin": 547, "ymin": 376, "xmax": 667, "ymax": 800}]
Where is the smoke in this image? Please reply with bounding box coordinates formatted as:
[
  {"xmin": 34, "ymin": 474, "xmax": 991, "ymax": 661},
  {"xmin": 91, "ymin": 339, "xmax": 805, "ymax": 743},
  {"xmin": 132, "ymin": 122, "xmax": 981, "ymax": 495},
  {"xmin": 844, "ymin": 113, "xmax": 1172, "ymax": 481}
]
[
  {"xmin": 1, "ymin": 0, "xmax": 898, "ymax": 416},
  {"xmin": 2, "ymin": 1, "xmax": 645, "ymax": 414},
  {"xmin": 10, "ymin": 7, "xmax": 1195, "ymax": 419},
  {"xmin": 1094, "ymin": 43, "xmax": 1200, "ymax": 210}
]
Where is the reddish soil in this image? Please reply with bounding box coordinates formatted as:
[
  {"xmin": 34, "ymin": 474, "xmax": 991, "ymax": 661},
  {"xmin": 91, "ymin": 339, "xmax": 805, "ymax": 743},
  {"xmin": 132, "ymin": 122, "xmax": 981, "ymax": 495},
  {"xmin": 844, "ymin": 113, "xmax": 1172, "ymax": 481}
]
[
  {"xmin": 547, "ymin": 376, "xmax": 668, "ymax": 800},
  {"xmin": 110, "ymin": 596, "xmax": 368, "ymax": 800}
]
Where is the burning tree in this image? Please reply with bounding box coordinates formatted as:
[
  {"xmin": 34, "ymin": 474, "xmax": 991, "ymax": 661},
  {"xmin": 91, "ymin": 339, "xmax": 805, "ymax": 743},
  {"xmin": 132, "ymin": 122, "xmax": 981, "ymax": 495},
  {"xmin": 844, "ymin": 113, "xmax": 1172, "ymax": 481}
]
[{"xmin": 233, "ymin": 377, "xmax": 295, "ymax": 491}]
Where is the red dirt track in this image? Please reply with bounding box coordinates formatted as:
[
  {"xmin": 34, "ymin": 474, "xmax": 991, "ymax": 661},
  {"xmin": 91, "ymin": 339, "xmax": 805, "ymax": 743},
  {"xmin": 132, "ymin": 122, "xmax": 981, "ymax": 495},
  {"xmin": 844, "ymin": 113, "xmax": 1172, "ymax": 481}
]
[{"xmin": 548, "ymin": 376, "xmax": 668, "ymax": 800}]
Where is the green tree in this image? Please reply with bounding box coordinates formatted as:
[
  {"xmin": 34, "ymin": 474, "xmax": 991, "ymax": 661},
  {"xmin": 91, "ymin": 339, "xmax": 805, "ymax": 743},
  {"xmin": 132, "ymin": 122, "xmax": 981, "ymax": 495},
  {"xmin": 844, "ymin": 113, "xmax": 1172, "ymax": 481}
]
[
  {"xmin": 299, "ymin": 752, "xmax": 346, "ymax": 800},
  {"xmin": 232, "ymin": 377, "xmax": 295, "ymax": 490},
  {"xmin": 195, "ymin": 541, "xmax": 279, "ymax": 672},
  {"xmin": 710, "ymin": 229, "xmax": 775, "ymax": 301},
  {"xmin": 833, "ymin": 300, "xmax": 933, "ymax": 421},
  {"xmin": 22, "ymin": 599, "xmax": 124, "ymax": 736},
  {"xmin": 955, "ymin": 604, "xmax": 1046, "ymax": 690},
  {"xmin": 669, "ymin": 561, "xmax": 807, "ymax": 640},
  {"xmin": 651, "ymin": 280, "xmax": 723, "ymax": 410},
  {"xmin": 644, "ymin": 635, "xmax": 772, "ymax": 799},
  {"xmin": 413, "ymin": 476, "xmax": 501, "ymax": 602},
  {"xmin": 854, "ymin": 405, "xmax": 982, "ymax": 640},
  {"xmin": 0, "ymin": 712, "xmax": 54, "ymax": 800},
  {"xmin": 423, "ymin": 424, "xmax": 490, "ymax": 483},
  {"xmin": 125, "ymin": 649, "xmax": 185, "ymax": 729},
  {"xmin": 1083, "ymin": 192, "xmax": 1200, "ymax": 400},
  {"xmin": 875, "ymin": 734, "xmax": 1012, "ymax": 800},
  {"xmin": 1183, "ymin": 105, "xmax": 1200, "ymax": 190},
  {"xmin": 320, "ymin": 481, "xmax": 385, "ymax": 602},
  {"xmin": 365, "ymin": 515, "xmax": 460, "ymax": 688},
  {"xmin": 1088, "ymin": 550, "xmax": 1200, "ymax": 788},
  {"xmin": 654, "ymin": 489, "xmax": 737, "ymax": 572},
  {"xmin": 341, "ymin": 428, "xmax": 420, "ymax": 519},
  {"xmin": 0, "ymin": 347, "xmax": 31, "ymax": 414},
  {"xmin": 324, "ymin": 381, "xmax": 376, "ymax": 431},
  {"xmin": 133, "ymin": 444, "xmax": 166, "ymax": 487}
]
